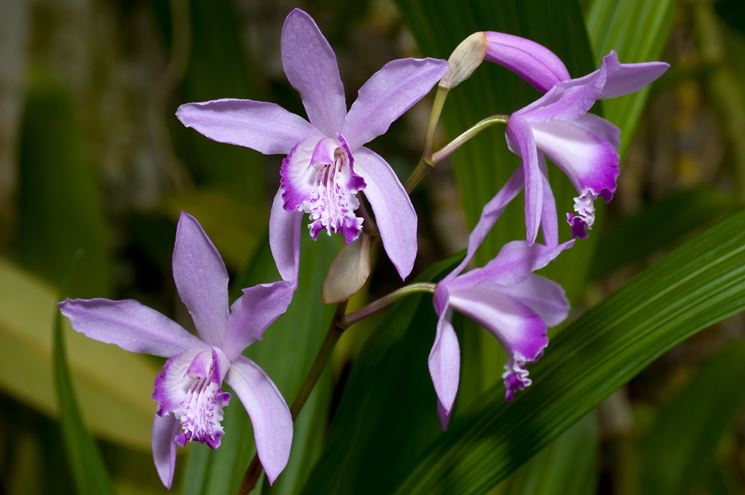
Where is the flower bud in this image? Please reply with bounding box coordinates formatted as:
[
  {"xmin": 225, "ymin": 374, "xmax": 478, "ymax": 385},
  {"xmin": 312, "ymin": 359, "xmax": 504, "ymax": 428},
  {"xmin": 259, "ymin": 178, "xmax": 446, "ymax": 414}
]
[
  {"xmin": 440, "ymin": 32, "xmax": 487, "ymax": 90},
  {"xmin": 322, "ymin": 234, "xmax": 372, "ymax": 303}
]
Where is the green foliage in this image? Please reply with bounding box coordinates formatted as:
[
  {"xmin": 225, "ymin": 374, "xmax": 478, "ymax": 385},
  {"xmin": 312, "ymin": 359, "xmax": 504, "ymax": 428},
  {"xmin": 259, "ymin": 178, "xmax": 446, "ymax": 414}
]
[
  {"xmin": 17, "ymin": 71, "xmax": 112, "ymax": 298},
  {"xmin": 160, "ymin": 0, "xmax": 267, "ymax": 199},
  {"xmin": 502, "ymin": 414, "xmax": 598, "ymax": 495},
  {"xmin": 640, "ymin": 342, "xmax": 745, "ymax": 495},
  {"xmin": 389, "ymin": 210, "xmax": 745, "ymax": 494},
  {"xmin": 591, "ymin": 187, "xmax": 739, "ymax": 279},
  {"xmin": 301, "ymin": 257, "xmax": 458, "ymax": 494},
  {"xmin": 0, "ymin": 260, "xmax": 158, "ymax": 450},
  {"xmin": 53, "ymin": 305, "xmax": 114, "ymax": 495}
]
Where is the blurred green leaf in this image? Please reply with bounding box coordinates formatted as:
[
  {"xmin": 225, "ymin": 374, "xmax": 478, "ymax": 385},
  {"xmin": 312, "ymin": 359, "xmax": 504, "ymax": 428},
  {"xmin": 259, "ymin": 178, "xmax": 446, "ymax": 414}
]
[
  {"xmin": 181, "ymin": 233, "xmax": 338, "ymax": 495},
  {"xmin": 0, "ymin": 259, "xmax": 158, "ymax": 450},
  {"xmin": 301, "ymin": 257, "xmax": 458, "ymax": 495},
  {"xmin": 502, "ymin": 414, "xmax": 598, "ymax": 495},
  {"xmin": 585, "ymin": 0, "xmax": 676, "ymax": 155},
  {"xmin": 159, "ymin": 0, "xmax": 267, "ymax": 199},
  {"xmin": 590, "ymin": 188, "xmax": 739, "ymax": 279},
  {"xmin": 17, "ymin": 70, "xmax": 111, "ymax": 297},
  {"xmin": 389, "ymin": 210, "xmax": 745, "ymax": 494},
  {"xmin": 53, "ymin": 305, "xmax": 114, "ymax": 495},
  {"xmin": 640, "ymin": 341, "xmax": 745, "ymax": 495},
  {"xmin": 706, "ymin": 462, "xmax": 741, "ymax": 495},
  {"xmin": 161, "ymin": 188, "xmax": 267, "ymax": 270}
]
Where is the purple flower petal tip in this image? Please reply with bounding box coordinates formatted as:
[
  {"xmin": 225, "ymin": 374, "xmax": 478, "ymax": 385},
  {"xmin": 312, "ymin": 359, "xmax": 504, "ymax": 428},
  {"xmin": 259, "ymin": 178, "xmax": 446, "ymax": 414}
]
[
  {"xmin": 503, "ymin": 363, "xmax": 532, "ymax": 401},
  {"xmin": 567, "ymin": 213, "xmax": 590, "ymax": 239}
]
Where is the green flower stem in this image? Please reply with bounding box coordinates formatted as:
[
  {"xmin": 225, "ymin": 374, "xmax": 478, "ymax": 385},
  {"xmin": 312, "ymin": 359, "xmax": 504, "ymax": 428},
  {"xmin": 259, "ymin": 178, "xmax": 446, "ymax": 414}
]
[
  {"xmin": 238, "ymin": 302, "xmax": 348, "ymax": 495},
  {"xmin": 405, "ymin": 84, "xmax": 450, "ymax": 193},
  {"xmin": 340, "ymin": 282, "xmax": 436, "ymax": 328},
  {"xmin": 405, "ymin": 109, "xmax": 508, "ymax": 193},
  {"xmin": 431, "ymin": 114, "xmax": 508, "ymax": 164}
]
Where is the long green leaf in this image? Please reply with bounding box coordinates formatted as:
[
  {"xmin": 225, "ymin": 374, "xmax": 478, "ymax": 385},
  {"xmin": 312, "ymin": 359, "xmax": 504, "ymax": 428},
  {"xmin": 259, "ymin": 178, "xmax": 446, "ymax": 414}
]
[
  {"xmin": 502, "ymin": 414, "xmax": 598, "ymax": 495},
  {"xmin": 390, "ymin": 210, "xmax": 745, "ymax": 494},
  {"xmin": 585, "ymin": 0, "xmax": 676, "ymax": 155},
  {"xmin": 0, "ymin": 260, "xmax": 158, "ymax": 450},
  {"xmin": 640, "ymin": 341, "xmax": 745, "ymax": 495},
  {"xmin": 53, "ymin": 306, "xmax": 114, "ymax": 495},
  {"xmin": 590, "ymin": 187, "xmax": 738, "ymax": 279},
  {"xmin": 17, "ymin": 70, "xmax": 111, "ymax": 297}
]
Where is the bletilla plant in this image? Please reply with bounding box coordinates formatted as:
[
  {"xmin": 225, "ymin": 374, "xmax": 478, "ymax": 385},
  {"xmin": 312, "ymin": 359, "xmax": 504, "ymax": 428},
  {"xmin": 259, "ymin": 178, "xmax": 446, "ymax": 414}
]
[{"xmin": 58, "ymin": 7, "xmax": 669, "ymax": 492}]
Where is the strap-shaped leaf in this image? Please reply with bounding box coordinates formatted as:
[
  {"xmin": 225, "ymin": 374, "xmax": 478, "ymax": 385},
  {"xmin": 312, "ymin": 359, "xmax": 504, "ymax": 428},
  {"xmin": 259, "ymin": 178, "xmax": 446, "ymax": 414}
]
[
  {"xmin": 53, "ymin": 308, "xmax": 114, "ymax": 495},
  {"xmin": 640, "ymin": 341, "xmax": 745, "ymax": 495},
  {"xmin": 591, "ymin": 187, "xmax": 738, "ymax": 279},
  {"xmin": 390, "ymin": 210, "xmax": 745, "ymax": 494}
]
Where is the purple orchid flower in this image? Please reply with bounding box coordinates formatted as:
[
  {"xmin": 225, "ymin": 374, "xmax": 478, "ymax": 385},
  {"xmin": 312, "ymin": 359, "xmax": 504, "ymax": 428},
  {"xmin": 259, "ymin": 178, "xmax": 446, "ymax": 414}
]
[
  {"xmin": 59, "ymin": 213, "xmax": 295, "ymax": 488},
  {"xmin": 429, "ymin": 237, "xmax": 573, "ymax": 428},
  {"xmin": 176, "ymin": 8, "xmax": 448, "ymax": 280},
  {"xmin": 482, "ymin": 32, "xmax": 669, "ymax": 245}
]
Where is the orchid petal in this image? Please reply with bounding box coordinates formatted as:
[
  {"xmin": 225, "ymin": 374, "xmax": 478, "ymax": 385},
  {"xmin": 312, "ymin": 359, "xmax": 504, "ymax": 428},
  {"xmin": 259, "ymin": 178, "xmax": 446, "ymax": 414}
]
[
  {"xmin": 226, "ymin": 357, "xmax": 293, "ymax": 485},
  {"xmin": 281, "ymin": 8, "xmax": 346, "ymax": 136},
  {"xmin": 450, "ymin": 239, "xmax": 574, "ymax": 289},
  {"xmin": 538, "ymin": 155, "xmax": 559, "ymax": 247},
  {"xmin": 59, "ymin": 298, "xmax": 203, "ymax": 358},
  {"xmin": 446, "ymin": 167, "xmax": 524, "ymax": 280},
  {"xmin": 492, "ymin": 274, "xmax": 569, "ymax": 327},
  {"xmin": 532, "ymin": 116, "xmax": 619, "ymax": 199},
  {"xmin": 428, "ymin": 307, "xmax": 460, "ymax": 424},
  {"xmin": 175, "ymin": 99, "xmax": 320, "ymax": 155},
  {"xmin": 507, "ymin": 116, "xmax": 543, "ymax": 244},
  {"xmin": 354, "ymin": 147, "xmax": 417, "ymax": 279},
  {"xmin": 152, "ymin": 414, "xmax": 179, "ymax": 489},
  {"xmin": 222, "ymin": 281, "xmax": 295, "ymax": 360},
  {"xmin": 484, "ymin": 32, "xmax": 570, "ymax": 92},
  {"xmin": 448, "ymin": 286, "xmax": 548, "ymax": 366},
  {"xmin": 515, "ymin": 67, "xmax": 606, "ymax": 123},
  {"xmin": 270, "ymin": 189, "xmax": 302, "ymax": 285},
  {"xmin": 172, "ymin": 212, "xmax": 230, "ymax": 347},
  {"xmin": 599, "ymin": 51, "xmax": 670, "ymax": 99},
  {"xmin": 152, "ymin": 347, "xmax": 203, "ymax": 416},
  {"xmin": 342, "ymin": 58, "xmax": 448, "ymax": 150},
  {"xmin": 279, "ymin": 137, "xmax": 321, "ymax": 211}
]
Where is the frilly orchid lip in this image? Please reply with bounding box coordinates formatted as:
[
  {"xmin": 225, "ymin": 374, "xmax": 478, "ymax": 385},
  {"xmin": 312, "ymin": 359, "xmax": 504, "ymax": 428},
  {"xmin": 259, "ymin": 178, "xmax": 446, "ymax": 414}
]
[
  {"xmin": 280, "ymin": 134, "xmax": 366, "ymax": 243},
  {"xmin": 429, "ymin": 240, "xmax": 573, "ymax": 428},
  {"xmin": 176, "ymin": 8, "xmax": 448, "ymax": 281},
  {"xmin": 59, "ymin": 212, "xmax": 294, "ymax": 488}
]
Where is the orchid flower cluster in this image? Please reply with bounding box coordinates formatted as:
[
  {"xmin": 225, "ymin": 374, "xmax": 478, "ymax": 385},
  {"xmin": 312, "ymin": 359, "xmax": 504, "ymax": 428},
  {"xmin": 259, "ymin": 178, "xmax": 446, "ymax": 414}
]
[{"xmin": 59, "ymin": 8, "xmax": 668, "ymax": 490}]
